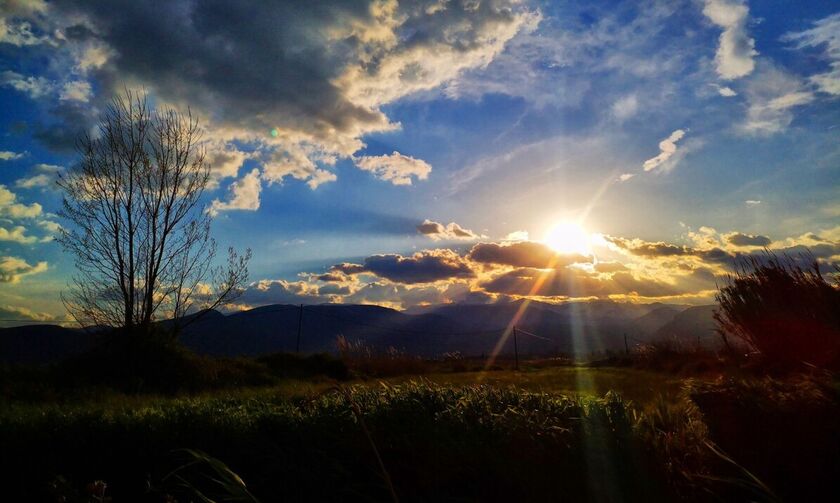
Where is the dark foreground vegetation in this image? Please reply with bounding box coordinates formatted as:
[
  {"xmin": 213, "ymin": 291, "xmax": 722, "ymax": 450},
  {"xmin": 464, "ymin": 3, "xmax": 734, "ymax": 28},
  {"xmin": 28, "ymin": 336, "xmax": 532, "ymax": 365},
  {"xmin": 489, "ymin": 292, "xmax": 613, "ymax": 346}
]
[
  {"xmin": 4, "ymin": 377, "xmax": 837, "ymax": 502},
  {"xmin": 1, "ymin": 253, "xmax": 838, "ymax": 501}
]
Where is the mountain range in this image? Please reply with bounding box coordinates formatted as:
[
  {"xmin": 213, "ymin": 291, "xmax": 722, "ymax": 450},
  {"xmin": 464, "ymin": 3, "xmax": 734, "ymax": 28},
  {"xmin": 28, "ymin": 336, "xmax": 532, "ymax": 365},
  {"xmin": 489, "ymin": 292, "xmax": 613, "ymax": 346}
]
[{"xmin": 0, "ymin": 300, "xmax": 720, "ymax": 364}]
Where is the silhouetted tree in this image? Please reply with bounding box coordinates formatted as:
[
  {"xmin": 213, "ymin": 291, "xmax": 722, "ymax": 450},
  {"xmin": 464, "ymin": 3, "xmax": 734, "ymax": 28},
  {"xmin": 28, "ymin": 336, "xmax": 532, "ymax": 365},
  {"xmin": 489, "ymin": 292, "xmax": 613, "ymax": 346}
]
[
  {"xmin": 58, "ymin": 90, "xmax": 250, "ymax": 334},
  {"xmin": 714, "ymin": 252, "xmax": 840, "ymax": 369}
]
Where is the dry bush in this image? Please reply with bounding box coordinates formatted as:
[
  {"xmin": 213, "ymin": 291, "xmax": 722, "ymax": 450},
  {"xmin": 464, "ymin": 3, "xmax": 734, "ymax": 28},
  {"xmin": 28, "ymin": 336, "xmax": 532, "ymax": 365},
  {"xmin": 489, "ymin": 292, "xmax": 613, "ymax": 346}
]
[
  {"xmin": 336, "ymin": 335, "xmax": 429, "ymax": 377},
  {"xmin": 715, "ymin": 252, "xmax": 840, "ymax": 370},
  {"xmin": 689, "ymin": 376, "xmax": 840, "ymax": 501}
]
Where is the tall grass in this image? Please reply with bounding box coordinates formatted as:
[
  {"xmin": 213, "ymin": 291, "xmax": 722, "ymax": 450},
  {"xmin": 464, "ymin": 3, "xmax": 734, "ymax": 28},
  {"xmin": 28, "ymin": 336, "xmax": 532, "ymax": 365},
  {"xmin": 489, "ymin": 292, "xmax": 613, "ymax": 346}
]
[
  {"xmin": 688, "ymin": 376, "xmax": 840, "ymax": 501},
  {"xmin": 336, "ymin": 335, "xmax": 429, "ymax": 377},
  {"xmin": 715, "ymin": 252, "xmax": 840, "ymax": 370},
  {"xmin": 2, "ymin": 382, "xmax": 673, "ymax": 501}
]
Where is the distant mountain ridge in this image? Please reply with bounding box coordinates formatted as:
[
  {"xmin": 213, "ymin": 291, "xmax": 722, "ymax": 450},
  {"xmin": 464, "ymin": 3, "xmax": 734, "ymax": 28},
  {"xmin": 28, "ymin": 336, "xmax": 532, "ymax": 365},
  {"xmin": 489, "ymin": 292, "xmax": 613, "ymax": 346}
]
[{"xmin": 0, "ymin": 300, "xmax": 718, "ymax": 364}]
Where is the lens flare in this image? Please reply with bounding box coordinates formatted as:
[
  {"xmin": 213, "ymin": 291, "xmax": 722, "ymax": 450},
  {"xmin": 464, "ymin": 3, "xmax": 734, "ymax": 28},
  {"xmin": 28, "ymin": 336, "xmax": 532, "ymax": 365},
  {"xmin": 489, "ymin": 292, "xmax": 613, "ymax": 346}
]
[{"xmin": 543, "ymin": 221, "xmax": 592, "ymax": 255}]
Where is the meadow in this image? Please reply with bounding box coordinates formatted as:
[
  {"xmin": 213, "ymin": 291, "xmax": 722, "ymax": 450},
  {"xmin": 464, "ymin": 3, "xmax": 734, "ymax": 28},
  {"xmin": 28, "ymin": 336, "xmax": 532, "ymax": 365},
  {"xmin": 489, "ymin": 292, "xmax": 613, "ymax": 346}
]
[{"xmin": 2, "ymin": 360, "xmax": 837, "ymax": 502}]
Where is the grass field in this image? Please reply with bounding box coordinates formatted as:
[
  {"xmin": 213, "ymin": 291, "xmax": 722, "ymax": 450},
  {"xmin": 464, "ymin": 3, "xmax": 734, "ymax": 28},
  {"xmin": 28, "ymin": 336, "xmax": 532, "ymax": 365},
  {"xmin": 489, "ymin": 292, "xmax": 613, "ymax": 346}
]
[
  {"xmin": 1, "ymin": 363, "xmax": 837, "ymax": 501},
  {"xmin": 392, "ymin": 366, "xmax": 685, "ymax": 403},
  {"xmin": 0, "ymin": 365, "xmax": 684, "ymax": 411}
]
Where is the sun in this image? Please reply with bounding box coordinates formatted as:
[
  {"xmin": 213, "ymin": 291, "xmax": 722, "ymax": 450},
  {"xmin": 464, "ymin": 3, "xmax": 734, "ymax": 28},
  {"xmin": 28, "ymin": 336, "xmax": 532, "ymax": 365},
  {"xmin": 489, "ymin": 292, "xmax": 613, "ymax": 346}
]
[{"xmin": 543, "ymin": 221, "xmax": 592, "ymax": 255}]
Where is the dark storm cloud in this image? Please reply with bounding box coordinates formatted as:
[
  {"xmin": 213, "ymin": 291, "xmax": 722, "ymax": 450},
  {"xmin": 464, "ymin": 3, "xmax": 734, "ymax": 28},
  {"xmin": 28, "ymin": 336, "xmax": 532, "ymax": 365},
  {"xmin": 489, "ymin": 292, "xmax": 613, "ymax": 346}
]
[
  {"xmin": 417, "ymin": 221, "xmax": 446, "ymax": 235},
  {"xmin": 696, "ymin": 247, "xmax": 736, "ymax": 264},
  {"xmin": 468, "ymin": 241, "xmax": 591, "ymax": 268},
  {"xmin": 33, "ymin": 99, "xmax": 96, "ymax": 151},
  {"xmin": 331, "ymin": 262, "xmax": 368, "ymax": 275},
  {"xmin": 331, "ymin": 249, "xmax": 474, "ymax": 284},
  {"xmin": 607, "ymin": 235, "xmax": 738, "ymax": 265},
  {"xmin": 315, "ymin": 271, "xmax": 349, "ymax": 283},
  {"xmin": 51, "ymin": 0, "xmax": 385, "ymax": 139},
  {"xmin": 43, "ymin": 1, "xmax": 531, "ymax": 155},
  {"xmin": 416, "ymin": 219, "xmax": 481, "ymax": 240},
  {"xmin": 727, "ymin": 233, "xmax": 771, "ymax": 247},
  {"xmin": 606, "ymin": 236, "xmax": 691, "ymax": 257}
]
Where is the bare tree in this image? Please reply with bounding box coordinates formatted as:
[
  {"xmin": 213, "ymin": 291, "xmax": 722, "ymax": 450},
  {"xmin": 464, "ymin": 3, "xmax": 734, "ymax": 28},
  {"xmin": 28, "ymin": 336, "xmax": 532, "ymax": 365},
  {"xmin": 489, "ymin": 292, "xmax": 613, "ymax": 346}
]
[{"xmin": 57, "ymin": 90, "xmax": 250, "ymax": 335}]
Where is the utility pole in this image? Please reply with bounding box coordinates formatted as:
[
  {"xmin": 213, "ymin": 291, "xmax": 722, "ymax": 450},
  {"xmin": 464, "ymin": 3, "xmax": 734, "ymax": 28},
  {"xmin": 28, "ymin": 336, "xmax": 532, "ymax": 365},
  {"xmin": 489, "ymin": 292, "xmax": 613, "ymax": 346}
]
[
  {"xmin": 295, "ymin": 304, "xmax": 303, "ymax": 353},
  {"xmin": 513, "ymin": 326, "xmax": 519, "ymax": 371},
  {"xmin": 624, "ymin": 333, "xmax": 629, "ymax": 355}
]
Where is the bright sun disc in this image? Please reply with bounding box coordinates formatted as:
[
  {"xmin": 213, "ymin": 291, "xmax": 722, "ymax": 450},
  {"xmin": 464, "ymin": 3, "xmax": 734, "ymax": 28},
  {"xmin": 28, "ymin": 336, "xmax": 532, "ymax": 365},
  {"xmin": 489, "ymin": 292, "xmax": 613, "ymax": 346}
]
[{"xmin": 543, "ymin": 222, "xmax": 592, "ymax": 255}]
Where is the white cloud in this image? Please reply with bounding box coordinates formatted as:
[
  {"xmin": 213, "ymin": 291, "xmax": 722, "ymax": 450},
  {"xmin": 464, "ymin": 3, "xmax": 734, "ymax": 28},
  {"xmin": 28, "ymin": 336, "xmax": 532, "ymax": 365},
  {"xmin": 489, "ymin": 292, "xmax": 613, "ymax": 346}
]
[
  {"xmin": 36, "ymin": 219, "xmax": 62, "ymax": 234},
  {"xmin": 0, "ymin": 185, "xmax": 42, "ymax": 218},
  {"xmin": 0, "ymin": 304, "xmax": 55, "ymax": 324},
  {"xmin": 503, "ymin": 230, "xmax": 529, "ymax": 241},
  {"xmin": 740, "ymin": 64, "xmax": 814, "ymax": 135},
  {"xmin": 304, "ymin": 169, "xmax": 338, "ymax": 190},
  {"xmin": 611, "ymin": 94, "xmax": 639, "ymax": 121},
  {"xmin": 745, "ymin": 199, "xmax": 761, "ymax": 206},
  {"xmin": 618, "ymin": 173, "xmax": 635, "ymax": 182},
  {"xmin": 203, "ymin": 143, "xmax": 250, "ymax": 188},
  {"xmin": 12, "ymin": 164, "xmax": 62, "ymax": 190},
  {"xmin": 209, "ymin": 168, "xmax": 262, "ymax": 216},
  {"xmin": 33, "ymin": 163, "xmax": 63, "ymax": 173},
  {"xmin": 643, "ymin": 129, "xmax": 686, "ymax": 172},
  {"xmin": 14, "ymin": 173, "xmax": 52, "ymax": 189},
  {"xmin": 784, "ymin": 13, "xmax": 840, "ymax": 96},
  {"xmin": 354, "ymin": 151, "xmax": 432, "ymax": 186},
  {"xmin": 261, "ymin": 142, "xmax": 337, "ymax": 190},
  {"xmin": 74, "ymin": 44, "xmax": 111, "ymax": 73},
  {"xmin": 0, "ymin": 256, "xmax": 48, "ymax": 283},
  {"xmin": 335, "ymin": 5, "xmax": 539, "ymax": 110},
  {"xmin": 59, "ymin": 80, "xmax": 92, "ymax": 102},
  {"xmin": 442, "ymin": 2, "xmax": 685, "ymax": 108},
  {"xmin": 703, "ymin": 0, "xmax": 756, "ymax": 80},
  {"xmin": 0, "ymin": 17, "xmax": 48, "ymax": 47},
  {"xmin": 22, "ymin": 0, "xmax": 534, "ymax": 187},
  {"xmin": 0, "ymin": 151, "xmax": 25, "ymax": 161},
  {"xmin": 716, "ymin": 85, "xmax": 737, "ymax": 97},
  {"xmin": 0, "ymin": 70, "xmax": 52, "ymax": 98},
  {"xmin": 0, "ymin": 225, "xmax": 39, "ymax": 244}
]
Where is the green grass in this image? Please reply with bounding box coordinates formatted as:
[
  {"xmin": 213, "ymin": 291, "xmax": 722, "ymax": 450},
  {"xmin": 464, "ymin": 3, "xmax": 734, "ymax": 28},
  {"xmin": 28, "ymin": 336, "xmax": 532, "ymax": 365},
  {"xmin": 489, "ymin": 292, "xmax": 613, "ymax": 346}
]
[
  {"xmin": 1, "ymin": 379, "xmax": 674, "ymax": 502},
  {"xmin": 396, "ymin": 366, "xmax": 685, "ymax": 403},
  {"xmin": 1, "ymin": 366, "xmax": 836, "ymax": 501}
]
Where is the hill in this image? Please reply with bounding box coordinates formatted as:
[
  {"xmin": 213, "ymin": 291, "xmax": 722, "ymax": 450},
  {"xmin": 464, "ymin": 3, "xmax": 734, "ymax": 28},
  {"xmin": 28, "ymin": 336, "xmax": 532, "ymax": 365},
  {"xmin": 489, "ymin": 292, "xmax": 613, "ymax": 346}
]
[
  {"xmin": 1, "ymin": 300, "xmax": 712, "ymax": 363},
  {"xmin": 652, "ymin": 305, "xmax": 719, "ymax": 348},
  {"xmin": 0, "ymin": 324, "xmax": 101, "ymax": 364},
  {"xmin": 628, "ymin": 306, "xmax": 685, "ymax": 337},
  {"xmin": 178, "ymin": 300, "xmax": 692, "ymax": 357}
]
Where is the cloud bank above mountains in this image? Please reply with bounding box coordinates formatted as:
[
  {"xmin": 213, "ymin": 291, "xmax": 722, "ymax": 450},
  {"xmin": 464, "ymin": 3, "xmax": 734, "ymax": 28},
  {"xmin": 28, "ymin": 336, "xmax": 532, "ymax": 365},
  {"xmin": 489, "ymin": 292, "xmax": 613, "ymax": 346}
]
[{"xmin": 227, "ymin": 225, "xmax": 840, "ymax": 311}]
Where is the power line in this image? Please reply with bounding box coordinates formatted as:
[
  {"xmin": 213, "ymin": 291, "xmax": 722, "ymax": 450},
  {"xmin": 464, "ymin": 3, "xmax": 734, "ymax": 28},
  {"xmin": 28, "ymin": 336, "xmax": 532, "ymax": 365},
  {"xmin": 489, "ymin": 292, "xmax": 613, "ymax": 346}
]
[{"xmin": 514, "ymin": 328, "xmax": 552, "ymax": 342}]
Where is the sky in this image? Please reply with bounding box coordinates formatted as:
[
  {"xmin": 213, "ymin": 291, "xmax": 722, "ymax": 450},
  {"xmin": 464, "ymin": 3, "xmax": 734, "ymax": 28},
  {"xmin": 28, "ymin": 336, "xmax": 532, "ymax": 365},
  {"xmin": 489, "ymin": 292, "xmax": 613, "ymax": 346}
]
[{"xmin": 0, "ymin": 0, "xmax": 838, "ymax": 324}]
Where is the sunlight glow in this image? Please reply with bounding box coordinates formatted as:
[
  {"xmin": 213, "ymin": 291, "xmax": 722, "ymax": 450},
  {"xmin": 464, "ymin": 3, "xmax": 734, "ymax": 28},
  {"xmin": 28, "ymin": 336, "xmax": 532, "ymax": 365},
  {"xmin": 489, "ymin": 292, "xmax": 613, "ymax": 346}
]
[{"xmin": 543, "ymin": 221, "xmax": 592, "ymax": 256}]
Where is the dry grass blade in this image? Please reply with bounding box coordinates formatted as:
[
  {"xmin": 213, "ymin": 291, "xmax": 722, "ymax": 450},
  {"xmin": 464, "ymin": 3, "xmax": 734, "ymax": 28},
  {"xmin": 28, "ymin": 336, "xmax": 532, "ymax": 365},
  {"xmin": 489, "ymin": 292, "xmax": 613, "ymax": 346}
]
[
  {"xmin": 157, "ymin": 448, "xmax": 260, "ymax": 503},
  {"xmin": 701, "ymin": 441, "xmax": 780, "ymax": 503}
]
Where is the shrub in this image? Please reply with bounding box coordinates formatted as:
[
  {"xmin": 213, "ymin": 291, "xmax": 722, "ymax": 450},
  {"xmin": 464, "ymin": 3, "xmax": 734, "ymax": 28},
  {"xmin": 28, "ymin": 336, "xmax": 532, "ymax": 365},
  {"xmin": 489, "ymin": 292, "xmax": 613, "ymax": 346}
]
[
  {"xmin": 714, "ymin": 252, "xmax": 840, "ymax": 370},
  {"xmin": 336, "ymin": 335, "xmax": 428, "ymax": 377},
  {"xmin": 55, "ymin": 328, "xmax": 220, "ymax": 394}
]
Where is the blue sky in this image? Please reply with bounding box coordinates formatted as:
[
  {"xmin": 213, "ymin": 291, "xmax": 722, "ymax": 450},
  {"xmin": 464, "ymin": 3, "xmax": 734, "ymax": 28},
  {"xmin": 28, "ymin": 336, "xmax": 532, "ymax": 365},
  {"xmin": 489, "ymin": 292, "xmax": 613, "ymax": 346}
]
[{"xmin": 1, "ymin": 0, "xmax": 838, "ymax": 322}]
